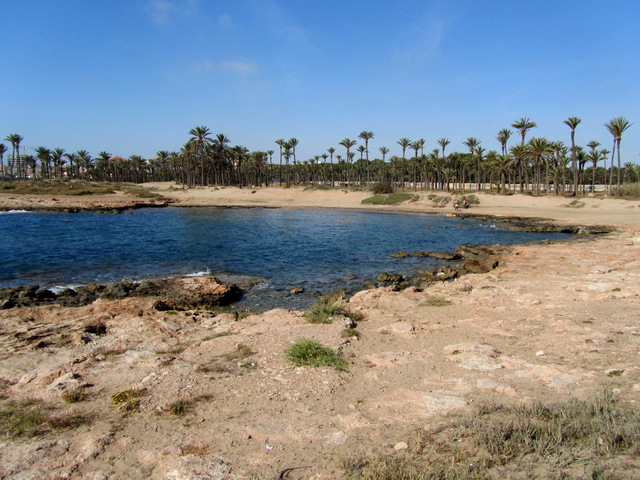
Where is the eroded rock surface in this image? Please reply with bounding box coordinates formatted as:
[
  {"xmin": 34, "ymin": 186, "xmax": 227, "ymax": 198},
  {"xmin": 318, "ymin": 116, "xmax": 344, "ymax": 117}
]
[{"xmin": 1, "ymin": 230, "xmax": 640, "ymax": 478}]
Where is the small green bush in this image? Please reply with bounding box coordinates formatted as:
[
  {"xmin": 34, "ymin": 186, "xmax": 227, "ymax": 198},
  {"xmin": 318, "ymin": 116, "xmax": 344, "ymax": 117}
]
[
  {"xmin": 62, "ymin": 387, "xmax": 86, "ymax": 404},
  {"xmin": 341, "ymin": 328, "xmax": 360, "ymax": 339},
  {"xmin": 372, "ymin": 182, "xmax": 393, "ymax": 194},
  {"xmin": 170, "ymin": 400, "xmax": 192, "ymax": 415},
  {"xmin": 362, "ymin": 193, "xmax": 415, "ymax": 205},
  {"xmin": 305, "ymin": 297, "xmax": 345, "ymax": 323},
  {"xmin": 286, "ymin": 339, "xmax": 347, "ymax": 369},
  {"xmin": 421, "ymin": 297, "xmax": 451, "ymax": 307}
]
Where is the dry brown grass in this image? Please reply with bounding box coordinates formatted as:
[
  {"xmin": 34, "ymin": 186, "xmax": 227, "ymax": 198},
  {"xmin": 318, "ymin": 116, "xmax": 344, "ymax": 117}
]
[{"xmin": 342, "ymin": 390, "xmax": 640, "ymax": 479}]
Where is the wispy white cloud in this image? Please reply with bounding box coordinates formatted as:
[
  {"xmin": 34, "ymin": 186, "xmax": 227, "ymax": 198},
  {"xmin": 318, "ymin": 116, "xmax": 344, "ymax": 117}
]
[
  {"xmin": 192, "ymin": 59, "xmax": 258, "ymax": 76},
  {"xmin": 394, "ymin": 16, "xmax": 446, "ymax": 64},
  {"xmin": 146, "ymin": 0, "xmax": 197, "ymax": 26},
  {"xmin": 192, "ymin": 59, "xmax": 215, "ymax": 74},
  {"xmin": 220, "ymin": 61, "xmax": 257, "ymax": 76},
  {"xmin": 218, "ymin": 14, "xmax": 234, "ymax": 29}
]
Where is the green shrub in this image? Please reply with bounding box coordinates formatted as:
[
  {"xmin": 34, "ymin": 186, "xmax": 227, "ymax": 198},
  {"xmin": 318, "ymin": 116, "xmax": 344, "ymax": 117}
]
[
  {"xmin": 62, "ymin": 387, "xmax": 86, "ymax": 403},
  {"xmin": 421, "ymin": 297, "xmax": 451, "ymax": 307},
  {"xmin": 305, "ymin": 297, "xmax": 345, "ymax": 323},
  {"xmin": 372, "ymin": 182, "xmax": 393, "ymax": 194},
  {"xmin": 362, "ymin": 193, "xmax": 415, "ymax": 205},
  {"xmin": 341, "ymin": 328, "xmax": 360, "ymax": 339},
  {"xmin": 614, "ymin": 183, "xmax": 640, "ymax": 198},
  {"xmin": 169, "ymin": 400, "xmax": 192, "ymax": 415},
  {"xmin": 285, "ymin": 339, "xmax": 347, "ymax": 369}
]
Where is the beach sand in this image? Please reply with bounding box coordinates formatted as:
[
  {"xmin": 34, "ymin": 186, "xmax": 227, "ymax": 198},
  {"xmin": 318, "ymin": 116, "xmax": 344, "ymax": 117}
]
[
  {"xmin": 1, "ymin": 183, "xmax": 640, "ymax": 479},
  {"xmin": 147, "ymin": 182, "xmax": 640, "ymax": 228}
]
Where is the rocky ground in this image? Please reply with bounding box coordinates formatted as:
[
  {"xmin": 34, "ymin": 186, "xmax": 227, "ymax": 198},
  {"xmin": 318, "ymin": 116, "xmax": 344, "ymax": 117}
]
[{"xmin": 2, "ymin": 225, "xmax": 640, "ymax": 479}]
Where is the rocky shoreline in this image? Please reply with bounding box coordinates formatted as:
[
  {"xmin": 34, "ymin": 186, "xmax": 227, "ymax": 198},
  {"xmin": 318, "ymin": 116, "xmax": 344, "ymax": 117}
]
[{"xmin": 0, "ymin": 276, "xmax": 242, "ymax": 310}]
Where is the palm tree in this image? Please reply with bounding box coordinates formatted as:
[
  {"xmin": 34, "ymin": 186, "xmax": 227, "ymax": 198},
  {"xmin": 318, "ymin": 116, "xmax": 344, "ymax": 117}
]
[
  {"xmin": 496, "ymin": 129, "xmax": 512, "ymax": 156},
  {"xmin": 189, "ymin": 125, "xmax": 213, "ymax": 186},
  {"xmin": 563, "ymin": 116, "xmax": 581, "ymax": 195},
  {"xmin": 437, "ymin": 138, "xmax": 450, "ymax": 162},
  {"xmin": 509, "ymin": 144, "xmax": 530, "ymax": 193},
  {"xmin": 528, "ymin": 137, "xmax": 552, "ymax": 196},
  {"xmin": 289, "ymin": 138, "xmax": 299, "ymax": 164},
  {"xmin": 604, "ymin": 116, "xmax": 632, "ymax": 192},
  {"xmin": 378, "ymin": 146, "xmax": 389, "ymax": 162},
  {"xmin": 396, "ymin": 138, "xmax": 410, "ymax": 188},
  {"xmin": 96, "ymin": 151, "xmax": 113, "ymax": 181},
  {"xmin": 339, "ymin": 138, "xmax": 356, "ymax": 186},
  {"xmin": 76, "ymin": 150, "xmax": 93, "ymax": 179},
  {"xmin": 358, "ymin": 131, "xmax": 374, "ymax": 186},
  {"xmin": 51, "ymin": 148, "xmax": 65, "ymax": 179},
  {"xmin": 23, "ymin": 155, "xmax": 37, "ymax": 178},
  {"xmin": 5, "ymin": 133, "xmax": 23, "ymax": 180},
  {"xmin": 64, "ymin": 152, "xmax": 77, "ymax": 179},
  {"xmin": 35, "ymin": 147, "xmax": 51, "ymax": 179},
  {"xmin": 410, "ymin": 141, "xmax": 421, "ymax": 190},
  {"xmin": 462, "ymin": 137, "xmax": 481, "ymax": 189},
  {"xmin": 275, "ymin": 139, "xmax": 285, "ymax": 184},
  {"xmin": 0, "ymin": 143, "xmax": 7, "ymax": 179},
  {"xmin": 511, "ymin": 117, "xmax": 537, "ymax": 146},
  {"xmin": 327, "ymin": 147, "xmax": 336, "ymax": 186},
  {"xmin": 549, "ymin": 141, "xmax": 569, "ymax": 194},
  {"xmin": 492, "ymin": 154, "xmax": 512, "ymax": 195},
  {"xmin": 418, "ymin": 138, "xmax": 426, "ymax": 156}
]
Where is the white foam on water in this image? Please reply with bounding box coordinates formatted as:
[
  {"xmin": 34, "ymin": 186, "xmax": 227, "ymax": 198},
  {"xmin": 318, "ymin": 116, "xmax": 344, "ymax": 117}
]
[
  {"xmin": 0, "ymin": 210, "xmax": 32, "ymax": 214},
  {"xmin": 185, "ymin": 268, "xmax": 211, "ymax": 277},
  {"xmin": 49, "ymin": 284, "xmax": 81, "ymax": 294}
]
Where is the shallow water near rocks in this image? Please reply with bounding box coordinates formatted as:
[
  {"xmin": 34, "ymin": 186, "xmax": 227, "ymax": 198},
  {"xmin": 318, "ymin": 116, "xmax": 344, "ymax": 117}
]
[{"xmin": 0, "ymin": 207, "xmax": 571, "ymax": 310}]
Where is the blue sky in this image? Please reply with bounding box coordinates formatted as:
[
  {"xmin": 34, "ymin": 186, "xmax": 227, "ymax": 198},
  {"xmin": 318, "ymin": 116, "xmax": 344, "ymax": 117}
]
[{"xmin": 2, "ymin": 0, "xmax": 639, "ymax": 164}]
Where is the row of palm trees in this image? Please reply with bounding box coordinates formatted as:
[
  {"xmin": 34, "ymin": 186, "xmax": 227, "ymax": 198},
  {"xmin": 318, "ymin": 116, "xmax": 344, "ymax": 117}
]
[{"xmin": 1, "ymin": 116, "xmax": 634, "ymax": 195}]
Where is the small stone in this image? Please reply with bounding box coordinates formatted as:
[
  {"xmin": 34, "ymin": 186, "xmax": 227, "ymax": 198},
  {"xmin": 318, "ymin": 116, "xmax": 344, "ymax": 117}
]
[
  {"xmin": 394, "ymin": 441, "xmax": 409, "ymax": 450},
  {"xmin": 535, "ymin": 350, "xmax": 546, "ymax": 356}
]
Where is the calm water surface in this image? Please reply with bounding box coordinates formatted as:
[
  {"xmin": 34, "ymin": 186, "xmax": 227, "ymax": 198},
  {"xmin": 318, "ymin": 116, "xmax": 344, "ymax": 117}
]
[{"xmin": 0, "ymin": 207, "xmax": 571, "ymax": 310}]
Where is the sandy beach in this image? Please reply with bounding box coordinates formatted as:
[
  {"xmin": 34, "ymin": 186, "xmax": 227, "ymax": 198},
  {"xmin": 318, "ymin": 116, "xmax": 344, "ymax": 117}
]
[{"xmin": 2, "ymin": 184, "xmax": 640, "ymax": 479}]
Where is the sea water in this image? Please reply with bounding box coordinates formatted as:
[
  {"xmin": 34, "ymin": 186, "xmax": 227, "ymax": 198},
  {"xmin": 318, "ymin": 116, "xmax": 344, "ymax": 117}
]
[{"xmin": 0, "ymin": 207, "xmax": 571, "ymax": 310}]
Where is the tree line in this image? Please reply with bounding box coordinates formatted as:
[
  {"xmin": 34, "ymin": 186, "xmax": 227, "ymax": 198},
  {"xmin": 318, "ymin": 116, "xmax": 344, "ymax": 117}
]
[{"xmin": 1, "ymin": 116, "xmax": 636, "ymax": 195}]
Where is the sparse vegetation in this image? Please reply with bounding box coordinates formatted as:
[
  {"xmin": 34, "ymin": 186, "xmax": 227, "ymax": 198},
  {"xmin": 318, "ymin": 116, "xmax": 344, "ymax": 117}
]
[
  {"xmin": 305, "ymin": 295, "xmax": 346, "ymax": 323},
  {"xmin": 169, "ymin": 400, "xmax": 192, "ymax": 416},
  {"xmin": 286, "ymin": 339, "xmax": 347, "ymax": 369},
  {"xmin": 110, "ymin": 389, "xmax": 147, "ymax": 413},
  {"xmin": 362, "ymin": 192, "xmax": 416, "ymax": 205},
  {"xmin": 341, "ymin": 328, "xmax": 360, "ymax": 339},
  {"xmin": 305, "ymin": 294, "xmax": 364, "ymax": 324},
  {"xmin": 197, "ymin": 344, "xmax": 257, "ymax": 374},
  {"xmin": 421, "ymin": 297, "xmax": 451, "ymax": 307},
  {"xmin": 62, "ymin": 387, "xmax": 86, "ymax": 403},
  {"xmin": 372, "ymin": 182, "xmax": 394, "ymax": 194},
  {"xmin": 341, "ymin": 390, "xmax": 640, "ymax": 479},
  {"xmin": 0, "ymin": 399, "xmax": 88, "ymax": 437},
  {"xmin": 614, "ymin": 183, "xmax": 640, "ymax": 198},
  {"xmin": 0, "ymin": 179, "xmax": 116, "ymax": 196},
  {"xmin": 564, "ymin": 199, "xmax": 586, "ymax": 208}
]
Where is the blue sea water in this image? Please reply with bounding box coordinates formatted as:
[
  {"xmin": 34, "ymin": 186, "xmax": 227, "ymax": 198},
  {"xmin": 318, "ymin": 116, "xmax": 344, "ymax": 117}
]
[{"xmin": 0, "ymin": 207, "xmax": 571, "ymax": 310}]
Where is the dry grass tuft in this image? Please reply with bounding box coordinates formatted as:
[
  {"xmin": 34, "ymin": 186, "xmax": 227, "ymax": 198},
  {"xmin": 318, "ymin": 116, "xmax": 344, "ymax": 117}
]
[{"xmin": 342, "ymin": 390, "xmax": 640, "ymax": 479}]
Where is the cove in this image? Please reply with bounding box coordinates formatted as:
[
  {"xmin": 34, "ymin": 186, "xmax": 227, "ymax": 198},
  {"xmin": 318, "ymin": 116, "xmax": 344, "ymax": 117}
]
[{"xmin": 0, "ymin": 207, "xmax": 572, "ymax": 310}]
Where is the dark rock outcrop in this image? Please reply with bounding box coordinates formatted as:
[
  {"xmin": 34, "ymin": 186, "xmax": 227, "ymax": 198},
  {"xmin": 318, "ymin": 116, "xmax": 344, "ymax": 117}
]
[
  {"xmin": 0, "ymin": 276, "xmax": 242, "ymax": 310},
  {"xmin": 455, "ymin": 244, "xmax": 503, "ymax": 274}
]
